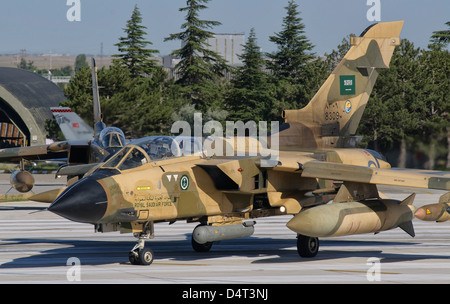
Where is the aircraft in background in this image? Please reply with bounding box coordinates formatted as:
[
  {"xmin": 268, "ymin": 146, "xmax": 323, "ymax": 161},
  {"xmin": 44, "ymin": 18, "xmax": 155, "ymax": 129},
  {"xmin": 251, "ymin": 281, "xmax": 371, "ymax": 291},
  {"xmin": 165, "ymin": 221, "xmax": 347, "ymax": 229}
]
[
  {"xmin": 43, "ymin": 21, "xmax": 450, "ymax": 266},
  {"xmin": 0, "ymin": 58, "xmax": 126, "ymax": 194},
  {"xmin": 50, "ymin": 106, "xmax": 94, "ymax": 141}
]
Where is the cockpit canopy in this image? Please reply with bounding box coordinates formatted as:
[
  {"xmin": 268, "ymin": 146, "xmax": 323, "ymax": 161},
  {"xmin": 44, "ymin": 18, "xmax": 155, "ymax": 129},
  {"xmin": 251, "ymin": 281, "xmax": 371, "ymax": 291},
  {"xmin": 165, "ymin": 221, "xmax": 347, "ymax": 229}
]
[
  {"xmin": 99, "ymin": 127, "xmax": 126, "ymax": 148},
  {"xmin": 102, "ymin": 146, "xmax": 148, "ymax": 171},
  {"xmin": 101, "ymin": 136, "xmax": 203, "ymax": 171}
]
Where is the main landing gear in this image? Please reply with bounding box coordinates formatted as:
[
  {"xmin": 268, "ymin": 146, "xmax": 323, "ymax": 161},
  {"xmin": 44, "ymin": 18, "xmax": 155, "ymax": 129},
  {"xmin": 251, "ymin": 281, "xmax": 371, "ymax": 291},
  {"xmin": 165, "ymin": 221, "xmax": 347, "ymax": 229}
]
[
  {"xmin": 126, "ymin": 223, "xmax": 319, "ymax": 265},
  {"xmin": 296, "ymin": 234, "xmax": 319, "ymax": 258},
  {"xmin": 129, "ymin": 222, "xmax": 154, "ymax": 265}
]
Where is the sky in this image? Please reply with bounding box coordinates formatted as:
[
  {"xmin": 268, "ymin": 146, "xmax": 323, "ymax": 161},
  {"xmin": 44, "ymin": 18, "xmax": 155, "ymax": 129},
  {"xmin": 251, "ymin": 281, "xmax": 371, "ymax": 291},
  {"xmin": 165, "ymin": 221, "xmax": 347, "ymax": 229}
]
[{"xmin": 0, "ymin": 0, "xmax": 448, "ymax": 57}]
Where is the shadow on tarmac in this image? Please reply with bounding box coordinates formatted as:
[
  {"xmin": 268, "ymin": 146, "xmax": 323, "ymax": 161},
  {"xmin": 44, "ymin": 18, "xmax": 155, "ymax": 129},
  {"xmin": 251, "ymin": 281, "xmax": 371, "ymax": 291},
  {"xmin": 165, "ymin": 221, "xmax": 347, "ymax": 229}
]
[{"xmin": 1, "ymin": 233, "xmax": 446, "ymax": 269}]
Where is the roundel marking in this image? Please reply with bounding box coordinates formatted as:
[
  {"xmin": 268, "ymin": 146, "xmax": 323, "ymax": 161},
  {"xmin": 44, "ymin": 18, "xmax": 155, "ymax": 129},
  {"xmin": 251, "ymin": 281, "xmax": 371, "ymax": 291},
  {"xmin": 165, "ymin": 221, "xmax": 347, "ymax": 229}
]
[{"xmin": 180, "ymin": 175, "xmax": 189, "ymax": 190}]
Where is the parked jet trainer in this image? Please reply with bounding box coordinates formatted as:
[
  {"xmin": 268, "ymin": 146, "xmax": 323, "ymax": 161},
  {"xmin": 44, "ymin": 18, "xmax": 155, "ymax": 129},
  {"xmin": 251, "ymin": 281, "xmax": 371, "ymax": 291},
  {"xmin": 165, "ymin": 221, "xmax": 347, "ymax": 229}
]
[
  {"xmin": 43, "ymin": 21, "xmax": 450, "ymax": 265},
  {"xmin": 0, "ymin": 59, "xmax": 125, "ymax": 194}
]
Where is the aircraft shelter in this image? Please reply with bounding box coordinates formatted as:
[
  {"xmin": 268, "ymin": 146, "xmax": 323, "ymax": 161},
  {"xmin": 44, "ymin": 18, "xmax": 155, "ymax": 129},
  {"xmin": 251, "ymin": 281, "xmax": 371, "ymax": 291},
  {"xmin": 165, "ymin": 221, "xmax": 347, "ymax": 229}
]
[{"xmin": 0, "ymin": 67, "xmax": 66, "ymax": 148}]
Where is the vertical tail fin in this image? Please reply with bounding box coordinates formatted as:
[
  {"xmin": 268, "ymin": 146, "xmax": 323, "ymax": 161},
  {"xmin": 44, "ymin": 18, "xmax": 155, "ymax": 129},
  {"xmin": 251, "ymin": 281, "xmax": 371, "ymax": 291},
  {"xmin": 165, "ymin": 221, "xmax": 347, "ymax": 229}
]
[
  {"xmin": 91, "ymin": 57, "xmax": 105, "ymax": 138},
  {"xmin": 51, "ymin": 107, "xmax": 94, "ymax": 141},
  {"xmin": 280, "ymin": 21, "xmax": 404, "ymax": 148}
]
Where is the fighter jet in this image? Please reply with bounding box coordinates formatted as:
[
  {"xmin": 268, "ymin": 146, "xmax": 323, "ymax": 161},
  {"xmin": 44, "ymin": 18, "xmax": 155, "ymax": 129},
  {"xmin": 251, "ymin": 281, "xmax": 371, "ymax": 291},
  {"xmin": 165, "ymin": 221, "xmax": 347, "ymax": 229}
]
[
  {"xmin": 0, "ymin": 58, "xmax": 126, "ymax": 193},
  {"xmin": 46, "ymin": 21, "xmax": 450, "ymax": 265}
]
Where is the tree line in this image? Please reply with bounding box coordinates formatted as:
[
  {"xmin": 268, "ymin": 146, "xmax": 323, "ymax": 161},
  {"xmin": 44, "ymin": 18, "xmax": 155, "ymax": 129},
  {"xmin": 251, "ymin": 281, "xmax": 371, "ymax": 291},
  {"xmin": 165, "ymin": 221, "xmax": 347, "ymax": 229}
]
[{"xmin": 60, "ymin": 1, "xmax": 449, "ymax": 170}]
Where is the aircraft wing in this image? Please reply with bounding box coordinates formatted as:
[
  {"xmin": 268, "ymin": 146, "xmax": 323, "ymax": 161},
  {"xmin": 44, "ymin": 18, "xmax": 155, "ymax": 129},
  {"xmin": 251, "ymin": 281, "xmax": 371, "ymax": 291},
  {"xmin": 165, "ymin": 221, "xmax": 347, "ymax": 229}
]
[
  {"xmin": 0, "ymin": 139, "xmax": 90, "ymax": 163},
  {"xmin": 0, "ymin": 143, "xmax": 67, "ymax": 162},
  {"xmin": 299, "ymin": 161, "xmax": 450, "ymax": 191}
]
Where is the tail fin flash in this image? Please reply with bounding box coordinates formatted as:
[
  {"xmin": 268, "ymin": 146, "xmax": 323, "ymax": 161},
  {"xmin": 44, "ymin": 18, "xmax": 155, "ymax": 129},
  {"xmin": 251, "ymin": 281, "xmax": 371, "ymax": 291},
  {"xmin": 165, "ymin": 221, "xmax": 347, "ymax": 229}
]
[
  {"xmin": 51, "ymin": 107, "xmax": 94, "ymax": 141},
  {"xmin": 280, "ymin": 21, "xmax": 404, "ymax": 148}
]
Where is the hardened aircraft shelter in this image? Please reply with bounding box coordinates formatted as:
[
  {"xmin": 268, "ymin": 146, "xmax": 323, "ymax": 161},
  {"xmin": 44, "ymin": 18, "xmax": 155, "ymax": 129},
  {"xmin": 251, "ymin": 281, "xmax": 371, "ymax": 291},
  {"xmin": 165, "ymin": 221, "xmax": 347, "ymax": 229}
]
[{"xmin": 0, "ymin": 67, "xmax": 66, "ymax": 148}]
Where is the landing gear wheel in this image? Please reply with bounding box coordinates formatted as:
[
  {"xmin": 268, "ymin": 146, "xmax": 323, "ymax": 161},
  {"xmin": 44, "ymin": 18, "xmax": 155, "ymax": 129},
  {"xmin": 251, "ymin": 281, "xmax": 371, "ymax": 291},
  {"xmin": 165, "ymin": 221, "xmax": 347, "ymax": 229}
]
[
  {"xmin": 129, "ymin": 248, "xmax": 154, "ymax": 265},
  {"xmin": 297, "ymin": 234, "xmax": 319, "ymax": 258},
  {"xmin": 129, "ymin": 222, "xmax": 155, "ymax": 265},
  {"xmin": 129, "ymin": 251, "xmax": 139, "ymax": 265},
  {"xmin": 139, "ymin": 248, "xmax": 154, "ymax": 265},
  {"xmin": 192, "ymin": 236, "xmax": 213, "ymax": 252}
]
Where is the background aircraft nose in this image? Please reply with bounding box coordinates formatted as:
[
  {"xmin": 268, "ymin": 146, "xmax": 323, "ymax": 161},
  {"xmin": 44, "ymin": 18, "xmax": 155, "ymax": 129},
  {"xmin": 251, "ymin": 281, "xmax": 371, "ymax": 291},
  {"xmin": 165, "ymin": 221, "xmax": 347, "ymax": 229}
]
[{"xmin": 48, "ymin": 178, "xmax": 108, "ymax": 223}]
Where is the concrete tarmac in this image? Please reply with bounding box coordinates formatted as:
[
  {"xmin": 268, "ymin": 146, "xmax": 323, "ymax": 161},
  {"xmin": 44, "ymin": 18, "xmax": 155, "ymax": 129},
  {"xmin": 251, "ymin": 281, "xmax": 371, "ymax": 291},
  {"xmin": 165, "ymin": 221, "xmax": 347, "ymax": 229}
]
[{"xmin": 0, "ymin": 174, "xmax": 450, "ymax": 284}]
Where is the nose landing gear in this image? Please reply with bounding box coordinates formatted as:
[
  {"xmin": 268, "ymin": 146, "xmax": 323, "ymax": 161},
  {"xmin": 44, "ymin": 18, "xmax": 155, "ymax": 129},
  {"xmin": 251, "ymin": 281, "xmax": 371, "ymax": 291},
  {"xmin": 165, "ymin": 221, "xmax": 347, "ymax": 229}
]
[{"xmin": 129, "ymin": 222, "xmax": 154, "ymax": 265}]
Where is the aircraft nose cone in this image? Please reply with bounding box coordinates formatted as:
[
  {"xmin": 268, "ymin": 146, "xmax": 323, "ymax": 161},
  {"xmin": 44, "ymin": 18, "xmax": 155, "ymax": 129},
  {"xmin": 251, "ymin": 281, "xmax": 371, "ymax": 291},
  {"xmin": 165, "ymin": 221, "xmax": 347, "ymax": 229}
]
[{"xmin": 48, "ymin": 178, "xmax": 107, "ymax": 223}]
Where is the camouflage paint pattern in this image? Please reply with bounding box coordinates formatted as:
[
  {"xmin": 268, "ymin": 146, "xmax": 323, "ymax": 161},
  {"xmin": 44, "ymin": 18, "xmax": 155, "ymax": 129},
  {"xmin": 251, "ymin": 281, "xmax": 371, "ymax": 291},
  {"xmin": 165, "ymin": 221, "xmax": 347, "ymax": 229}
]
[
  {"xmin": 286, "ymin": 195, "xmax": 415, "ymax": 237},
  {"xmin": 44, "ymin": 22, "xmax": 449, "ymax": 246},
  {"xmin": 279, "ymin": 21, "xmax": 404, "ymax": 149}
]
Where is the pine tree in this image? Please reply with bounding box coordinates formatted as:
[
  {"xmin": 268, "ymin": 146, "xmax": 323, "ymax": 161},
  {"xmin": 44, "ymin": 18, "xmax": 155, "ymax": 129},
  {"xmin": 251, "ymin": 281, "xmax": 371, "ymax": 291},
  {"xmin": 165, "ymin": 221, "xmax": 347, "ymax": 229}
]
[
  {"xmin": 358, "ymin": 39, "xmax": 422, "ymax": 167},
  {"xmin": 226, "ymin": 28, "xmax": 275, "ymax": 123},
  {"xmin": 75, "ymin": 54, "xmax": 89, "ymax": 72},
  {"xmin": 113, "ymin": 5, "xmax": 159, "ymax": 77},
  {"xmin": 430, "ymin": 21, "xmax": 450, "ymax": 46},
  {"xmin": 324, "ymin": 35, "xmax": 353, "ymax": 72},
  {"xmin": 414, "ymin": 42, "xmax": 450, "ymax": 169},
  {"xmin": 266, "ymin": 0, "xmax": 314, "ymax": 81},
  {"xmin": 266, "ymin": 1, "xmax": 325, "ymax": 112},
  {"xmin": 63, "ymin": 6, "xmax": 177, "ymax": 137},
  {"xmin": 105, "ymin": 76, "xmax": 177, "ymax": 137},
  {"xmin": 62, "ymin": 66, "xmax": 95, "ymax": 125},
  {"xmin": 63, "ymin": 61, "xmax": 176, "ymax": 137},
  {"xmin": 164, "ymin": 0, "xmax": 228, "ymax": 110}
]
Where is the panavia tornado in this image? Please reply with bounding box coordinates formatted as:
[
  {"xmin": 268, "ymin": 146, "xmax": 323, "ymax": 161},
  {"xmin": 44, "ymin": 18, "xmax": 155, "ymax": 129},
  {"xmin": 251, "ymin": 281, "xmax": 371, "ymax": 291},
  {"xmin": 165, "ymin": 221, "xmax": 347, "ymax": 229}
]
[{"xmin": 43, "ymin": 21, "xmax": 450, "ymax": 265}]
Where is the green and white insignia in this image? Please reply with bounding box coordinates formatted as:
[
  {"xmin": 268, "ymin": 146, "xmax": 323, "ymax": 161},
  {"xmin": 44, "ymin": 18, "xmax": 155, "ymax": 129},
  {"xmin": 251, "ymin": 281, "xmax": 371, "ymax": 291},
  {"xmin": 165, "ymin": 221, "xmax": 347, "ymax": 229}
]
[{"xmin": 180, "ymin": 175, "xmax": 189, "ymax": 190}]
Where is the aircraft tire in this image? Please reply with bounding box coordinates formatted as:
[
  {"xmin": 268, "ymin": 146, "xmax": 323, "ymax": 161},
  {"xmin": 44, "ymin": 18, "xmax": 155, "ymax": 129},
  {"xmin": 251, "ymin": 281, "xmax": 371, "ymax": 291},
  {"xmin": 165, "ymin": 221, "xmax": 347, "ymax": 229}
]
[
  {"xmin": 191, "ymin": 236, "xmax": 213, "ymax": 252},
  {"xmin": 297, "ymin": 235, "xmax": 319, "ymax": 258},
  {"xmin": 138, "ymin": 248, "xmax": 154, "ymax": 265},
  {"xmin": 129, "ymin": 250, "xmax": 140, "ymax": 265}
]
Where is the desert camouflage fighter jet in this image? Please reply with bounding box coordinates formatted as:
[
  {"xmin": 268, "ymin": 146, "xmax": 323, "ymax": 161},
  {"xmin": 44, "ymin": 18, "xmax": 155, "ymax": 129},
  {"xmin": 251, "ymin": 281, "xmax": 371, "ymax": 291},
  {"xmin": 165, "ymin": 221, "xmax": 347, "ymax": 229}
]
[
  {"xmin": 0, "ymin": 58, "xmax": 126, "ymax": 194},
  {"xmin": 45, "ymin": 21, "xmax": 450, "ymax": 265}
]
